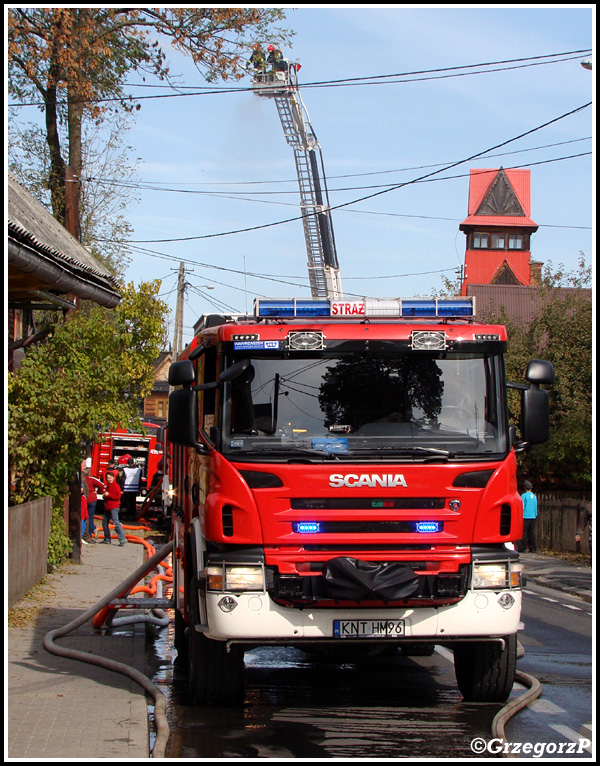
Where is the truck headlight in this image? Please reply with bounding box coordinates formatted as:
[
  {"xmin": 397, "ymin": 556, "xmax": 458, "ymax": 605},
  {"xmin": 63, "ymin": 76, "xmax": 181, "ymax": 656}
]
[
  {"xmin": 206, "ymin": 564, "xmax": 264, "ymax": 592},
  {"xmin": 473, "ymin": 563, "xmax": 508, "ymax": 589},
  {"xmin": 472, "ymin": 561, "xmax": 521, "ymax": 590}
]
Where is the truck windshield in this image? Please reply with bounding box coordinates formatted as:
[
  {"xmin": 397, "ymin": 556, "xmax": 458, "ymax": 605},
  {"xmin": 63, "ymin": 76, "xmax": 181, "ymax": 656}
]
[{"xmin": 221, "ymin": 352, "xmax": 508, "ymax": 460}]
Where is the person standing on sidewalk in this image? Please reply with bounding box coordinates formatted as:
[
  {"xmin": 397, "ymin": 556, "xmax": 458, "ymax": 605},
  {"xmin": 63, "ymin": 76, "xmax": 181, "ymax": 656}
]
[
  {"xmin": 81, "ymin": 478, "xmax": 89, "ymax": 545},
  {"xmin": 84, "ymin": 468, "xmax": 105, "ymax": 542},
  {"xmin": 521, "ymin": 480, "xmax": 538, "ymax": 553},
  {"xmin": 121, "ymin": 458, "xmax": 142, "ymax": 519},
  {"xmin": 101, "ymin": 472, "xmax": 127, "ymax": 546},
  {"xmin": 576, "ymin": 501, "xmax": 592, "ymax": 567}
]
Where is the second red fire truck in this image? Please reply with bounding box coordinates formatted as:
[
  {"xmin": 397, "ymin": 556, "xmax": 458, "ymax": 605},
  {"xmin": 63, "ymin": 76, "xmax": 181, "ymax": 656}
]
[{"xmin": 167, "ymin": 296, "xmax": 553, "ymax": 705}]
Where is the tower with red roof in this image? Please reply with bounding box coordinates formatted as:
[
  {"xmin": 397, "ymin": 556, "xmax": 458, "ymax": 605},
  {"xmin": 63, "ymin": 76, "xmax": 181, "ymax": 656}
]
[{"xmin": 459, "ymin": 168, "xmax": 540, "ymax": 295}]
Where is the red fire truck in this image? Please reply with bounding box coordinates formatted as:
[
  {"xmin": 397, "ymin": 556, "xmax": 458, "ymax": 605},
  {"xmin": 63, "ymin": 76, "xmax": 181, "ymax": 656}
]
[
  {"xmin": 90, "ymin": 423, "xmax": 164, "ymax": 498},
  {"xmin": 167, "ymin": 297, "xmax": 553, "ymax": 705}
]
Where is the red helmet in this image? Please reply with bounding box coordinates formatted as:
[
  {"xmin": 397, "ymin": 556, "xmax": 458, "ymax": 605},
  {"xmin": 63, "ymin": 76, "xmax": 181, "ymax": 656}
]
[
  {"xmin": 268, "ymin": 44, "xmax": 275, "ymax": 51},
  {"xmin": 253, "ymin": 43, "xmax": 259, "ymax": 49}
]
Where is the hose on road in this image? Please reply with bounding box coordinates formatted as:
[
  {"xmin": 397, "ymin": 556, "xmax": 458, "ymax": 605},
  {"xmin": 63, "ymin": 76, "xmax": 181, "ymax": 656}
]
[{"xmin": 491, "ymin": 667, "xmax": 542, "ymax": 752}]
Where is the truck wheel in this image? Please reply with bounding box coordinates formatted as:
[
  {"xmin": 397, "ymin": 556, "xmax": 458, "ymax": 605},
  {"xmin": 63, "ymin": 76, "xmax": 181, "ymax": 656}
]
[
  {"xmin": 186, "ymin": 587, "xmax": 244, "ymax": 705},
  {"xmin": 453, "ymin": 634, "xmax": 516, "ymax": 702},
  {"xmin": 187, "ymin": 629, "xmax": 244, "ymax": 706},
  {"xmin": 173, "ymin": 608, "xmax": 188, "ymax": 661}
]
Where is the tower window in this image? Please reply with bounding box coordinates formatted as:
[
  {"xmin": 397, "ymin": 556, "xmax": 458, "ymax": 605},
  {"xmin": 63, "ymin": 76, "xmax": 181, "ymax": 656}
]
[{"xmin": 471, "ymin": 232, "xmax": 527, "ymax": 250}]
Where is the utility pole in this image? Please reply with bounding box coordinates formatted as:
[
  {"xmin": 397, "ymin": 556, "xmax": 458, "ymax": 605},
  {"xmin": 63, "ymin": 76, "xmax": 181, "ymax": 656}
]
[{"xmin": 172, "ymin": 262, "xmax": 186, "ymax": 361}]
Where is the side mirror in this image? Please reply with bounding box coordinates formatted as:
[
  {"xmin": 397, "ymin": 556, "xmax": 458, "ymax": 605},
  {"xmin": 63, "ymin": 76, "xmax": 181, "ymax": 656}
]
[
  {"xmin": 167, "ymin": 362, "xmax": 208, "ymax": 453},
  {"xmin": 169, "ymin": 360, "xmax": 195, "ymax": 387},
  {"xmin": 521, "ymin": 387, "xmax": 550, "ymax": 445},
  {"xmin": 526, "ymin": 359, "xmax": 554, "ymax": 386},
  {"xmin": 520, "ymin": 359, "xmax": 554, "ymax": 447},
  {"xmin": 168, "ymin": 387, "xmax": 201, "ymax": 447}
]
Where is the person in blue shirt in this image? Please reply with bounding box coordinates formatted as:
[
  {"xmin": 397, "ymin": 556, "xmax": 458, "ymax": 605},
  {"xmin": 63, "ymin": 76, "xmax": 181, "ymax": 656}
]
[{"xmin": 521, "ymin": 480, "xmax": 538, "ymax": 553}]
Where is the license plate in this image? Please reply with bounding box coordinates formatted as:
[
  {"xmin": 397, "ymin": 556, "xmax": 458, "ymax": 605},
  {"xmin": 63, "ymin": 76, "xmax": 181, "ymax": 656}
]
[{"xmin": 333, "ymin": 619, "xmax": 405, "ymax": 638}]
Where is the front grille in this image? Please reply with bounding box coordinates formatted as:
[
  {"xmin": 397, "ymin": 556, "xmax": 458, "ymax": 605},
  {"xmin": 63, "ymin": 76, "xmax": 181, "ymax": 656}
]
[
  {"xmin": 268, "ymin": 565, "xmax": 469, "ymax": 605},
  {"xmin": 291, "ymin": 497, "xmax": 445, "ymax": 510},
  {"xmin": 303, "ymin": 544, "xmax": 433, "ymax": 551}
]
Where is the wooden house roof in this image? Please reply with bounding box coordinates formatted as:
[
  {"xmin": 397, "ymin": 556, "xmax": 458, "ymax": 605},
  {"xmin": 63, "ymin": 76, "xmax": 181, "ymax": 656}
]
[
  {"xmin": 466, "ymin": 283, "xmax": 591, "ymax": 326},
  {"xmin": 8, "ymin": 173, "xmax": 121, "ymax": 309}
]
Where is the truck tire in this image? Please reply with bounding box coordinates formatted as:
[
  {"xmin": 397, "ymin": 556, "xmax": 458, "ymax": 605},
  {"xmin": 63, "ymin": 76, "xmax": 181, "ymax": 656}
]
[
  {"xmin": 453, "ymin": 634, "xmax": 516, "ymax": 702},
  {"xmin": 186, "ymin": 586, "xmax": 244, "ymax": 705},
  {"xmin": 173, "ymin": 608, "xmax": 188, "ymax": 661}
]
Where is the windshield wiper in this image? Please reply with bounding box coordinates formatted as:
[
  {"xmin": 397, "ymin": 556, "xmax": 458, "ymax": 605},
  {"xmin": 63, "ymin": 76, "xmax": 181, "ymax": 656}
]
[
  {"xmin": 238, "ymin": 446, "xmax": 341, "ymax": 460},
  {"xmin": 349, "ymin": 446, "xmax": 454, "ymax": 459}
]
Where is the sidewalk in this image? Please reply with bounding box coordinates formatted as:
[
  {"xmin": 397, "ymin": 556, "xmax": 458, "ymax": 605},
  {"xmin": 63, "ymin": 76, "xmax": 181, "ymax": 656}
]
[{"xmin": 7, "ymin": 539, "xmax": 151, "ymax": 760}]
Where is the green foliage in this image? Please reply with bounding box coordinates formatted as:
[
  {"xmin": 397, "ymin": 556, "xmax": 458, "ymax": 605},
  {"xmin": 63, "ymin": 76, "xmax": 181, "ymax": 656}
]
[
  {"xmin": 495, "ymin": 256, "xmax": 592, "ymax": 488},
  {"xmin": 47, "ymin": 508, "xmax": 72, "ymax": 571},
  {"xmin": 8, "ymin": 281, "xmax": 168, "ymax": 564},
  {"xmin": 431, "ymin": 255, "xmax": 592, "ymax": 489}
]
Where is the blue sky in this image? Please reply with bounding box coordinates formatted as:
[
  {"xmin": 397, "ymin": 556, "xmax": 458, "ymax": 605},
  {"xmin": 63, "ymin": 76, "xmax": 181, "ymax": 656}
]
[{"xmin": 102, "ymin": 6, "xmax": 593, "ymax": 346}]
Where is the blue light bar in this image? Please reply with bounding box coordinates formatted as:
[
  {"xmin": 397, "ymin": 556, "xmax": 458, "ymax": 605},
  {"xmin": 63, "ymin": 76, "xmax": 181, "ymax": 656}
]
[
  {"xmin": 256, "ymin": 299, "xmax": 330, "ymax": 318},
  {"xmin": 399, "ymin": 299, "xmax": 474, "ymax": 318},
  {"xmin": 293, "ymin": 521, "xmax": 321, "ymax": 534},
  {"xmin": 436, "ymin": 300, "xmax": 475, "ymax": 317},
  {"xmin": 255, "ymin": 297, "xmax": 475, "ymax": 320},
  {"xmin": 416, "ymin": 521, "xmax": 442, "ymax": 533}
]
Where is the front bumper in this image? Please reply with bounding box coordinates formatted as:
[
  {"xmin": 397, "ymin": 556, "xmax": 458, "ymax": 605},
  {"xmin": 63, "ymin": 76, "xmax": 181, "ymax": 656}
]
[{"xmin": 201, "ymin": 587, "xmax": 521, "ymax": 642}]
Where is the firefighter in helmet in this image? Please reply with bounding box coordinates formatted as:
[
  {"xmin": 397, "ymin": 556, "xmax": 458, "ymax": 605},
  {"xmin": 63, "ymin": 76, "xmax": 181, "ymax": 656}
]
[
  {"xmin": 267, "ymin": 43, "xmax": 287, "ymax": 73},
  {"xmin": 249, "ymin": 42, "xmax": 266, "ymax": 72}
]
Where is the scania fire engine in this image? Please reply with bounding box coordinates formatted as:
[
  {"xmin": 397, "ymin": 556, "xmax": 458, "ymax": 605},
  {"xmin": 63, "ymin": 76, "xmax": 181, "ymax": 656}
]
[{"xmin": 167, "ymin": 296, "xmax": 553, "ymax": 705}]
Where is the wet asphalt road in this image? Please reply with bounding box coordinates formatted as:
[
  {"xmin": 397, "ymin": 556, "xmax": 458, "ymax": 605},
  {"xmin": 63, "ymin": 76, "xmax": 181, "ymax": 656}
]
[
  {"xmin": 150, "ymin": 636, "xmax": 502, "ymax": 759},
  {"xmin": 504, "ymin": 581, "xmax": 593, "ymax": 758}
]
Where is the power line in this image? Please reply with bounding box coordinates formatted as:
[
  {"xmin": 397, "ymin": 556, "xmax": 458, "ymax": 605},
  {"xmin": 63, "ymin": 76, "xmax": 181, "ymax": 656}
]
[
  {"xmin": 122, "ymin": 49, "xmax": 593, "ymax": 90},
  {"xmin": 8, "ymin": 49, "xmax": 592, "ymax": 108},
  {"xmin": 92, "ymin": 136, "xmax": 591, "ymax": 189},
  {"xmin": 89, "ymin": 151, "xmax": 592, "ymax": 218},
  {"xmin": 125, "ymin": 242, "xmax": 457, "ymax": 288},
  {"xmin": 113, "ymin": 154, "xmax": 592, "ymax": 232},
  {"xmin": 104, "ymin": 102, "xmax": 591, "ymax": 245},
  {"xmin": 88, "ymin": 137, "xmax": 592, "ymax": 195}
]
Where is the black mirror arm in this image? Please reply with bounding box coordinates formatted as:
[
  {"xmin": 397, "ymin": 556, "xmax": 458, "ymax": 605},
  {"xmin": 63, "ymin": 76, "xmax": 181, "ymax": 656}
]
[{"xmin": 191, "ymin": 381, "xmax": 218, "ymax": 391}]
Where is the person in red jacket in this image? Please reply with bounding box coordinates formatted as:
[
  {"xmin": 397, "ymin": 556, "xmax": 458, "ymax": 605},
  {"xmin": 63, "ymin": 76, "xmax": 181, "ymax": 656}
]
[
  {"xmin": 101, "ymin": 472, "xmax": 127, "ymax": 546},
  {"xmin": 81, "ymin": 494, "xmax": 89, "ymax": 544},
  {"xmin": 84, "ymin": 468, "xmax": 105, "ymax": 543}
]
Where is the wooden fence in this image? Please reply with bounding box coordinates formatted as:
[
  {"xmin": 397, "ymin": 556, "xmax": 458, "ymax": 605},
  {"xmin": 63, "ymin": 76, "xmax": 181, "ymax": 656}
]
[
  {"xmin": 8, "ymin": 496, "xmax": 52, "ymax": 607},
  {"xmin": 535, "ymin": 492, "xmax": 591, "ymax": 554}
]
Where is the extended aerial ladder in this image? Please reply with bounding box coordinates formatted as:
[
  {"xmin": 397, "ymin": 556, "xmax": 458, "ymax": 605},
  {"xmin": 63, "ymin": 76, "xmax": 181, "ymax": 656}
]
[{"xmin": 252, "ymin": 62, "xmax": 342, "ymax": 300}]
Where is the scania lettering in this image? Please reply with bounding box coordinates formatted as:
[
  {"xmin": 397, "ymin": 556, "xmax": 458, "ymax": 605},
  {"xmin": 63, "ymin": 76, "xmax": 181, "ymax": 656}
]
[
  {"xmin": 329, "ymin": 474, "xmax": 408, "ymax": 488},
  {"xmin": 167, "ymin": 296, "xmax": 553, "ymax": 705}
]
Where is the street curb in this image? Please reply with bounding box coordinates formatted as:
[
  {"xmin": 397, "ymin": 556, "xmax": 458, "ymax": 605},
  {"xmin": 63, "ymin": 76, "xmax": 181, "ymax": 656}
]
[{"xmin": 525, "ymin": 573, "xmax": 592, "ymax": 604}]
